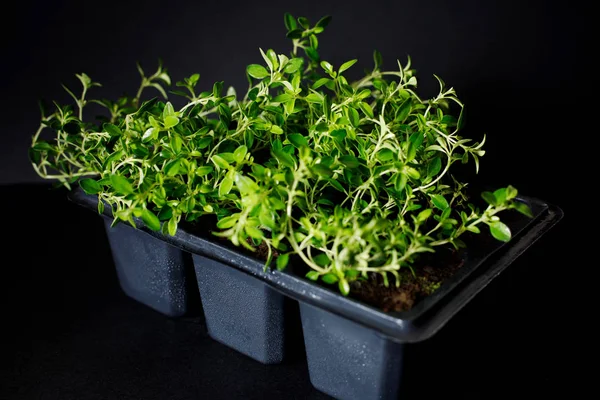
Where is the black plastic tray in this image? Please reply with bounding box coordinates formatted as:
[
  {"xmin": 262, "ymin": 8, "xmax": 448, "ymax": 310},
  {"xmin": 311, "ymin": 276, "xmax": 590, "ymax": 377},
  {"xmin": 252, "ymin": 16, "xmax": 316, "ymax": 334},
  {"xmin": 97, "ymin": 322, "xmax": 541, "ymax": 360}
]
[{"xmin": 70, "ymin": 189, "xmax": 562, "ymax": 342}]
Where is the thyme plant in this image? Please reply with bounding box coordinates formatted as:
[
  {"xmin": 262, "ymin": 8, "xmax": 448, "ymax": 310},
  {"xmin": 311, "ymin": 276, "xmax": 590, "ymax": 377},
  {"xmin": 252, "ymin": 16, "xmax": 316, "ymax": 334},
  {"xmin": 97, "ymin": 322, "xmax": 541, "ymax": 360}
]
[{"xmin": 30, "ymin": 13, "xmax": 532, "ymax": 296}]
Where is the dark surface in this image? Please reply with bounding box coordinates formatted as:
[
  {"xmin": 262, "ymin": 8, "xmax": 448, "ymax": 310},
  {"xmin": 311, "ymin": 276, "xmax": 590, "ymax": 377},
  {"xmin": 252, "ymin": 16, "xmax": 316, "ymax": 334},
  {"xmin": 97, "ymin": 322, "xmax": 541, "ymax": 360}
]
[{"xmin": 1, "ymin": 184, "xmax": 570, "ymax": 399}]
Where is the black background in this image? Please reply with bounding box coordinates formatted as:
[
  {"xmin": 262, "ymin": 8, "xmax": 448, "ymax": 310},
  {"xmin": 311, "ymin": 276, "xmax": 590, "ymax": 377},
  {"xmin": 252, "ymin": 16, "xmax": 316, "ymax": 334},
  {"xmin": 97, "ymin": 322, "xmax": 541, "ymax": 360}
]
[{"xmin": 1, "ymin": 0, "xmax": 583, "ymax": 398}]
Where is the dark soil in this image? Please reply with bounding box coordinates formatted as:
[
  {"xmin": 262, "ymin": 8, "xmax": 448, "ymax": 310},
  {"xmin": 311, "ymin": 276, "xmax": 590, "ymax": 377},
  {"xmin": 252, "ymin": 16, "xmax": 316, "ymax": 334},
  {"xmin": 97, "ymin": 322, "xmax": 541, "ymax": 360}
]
[{"xmin": 350, "ymin": 248, "xmax": 465, "ymax": 312}]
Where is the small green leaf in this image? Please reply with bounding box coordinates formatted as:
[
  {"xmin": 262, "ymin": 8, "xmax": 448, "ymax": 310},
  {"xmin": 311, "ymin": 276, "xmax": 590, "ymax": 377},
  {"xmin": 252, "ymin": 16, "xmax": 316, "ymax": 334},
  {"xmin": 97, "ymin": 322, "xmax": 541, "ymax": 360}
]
[
  {"xmin": 276, "ymin": 253, "xmax": 289, "ymax": 271},
  {"xmin": 245, "ymin": 225, "xmax": 264, "ymax": 240},
  {"xmin": 79, "ymin": 178, "xmax": 101, "ymax": 195},
  {"xmin": 348, "ymin": 107, "xmax": 360, "ymax": 127},
  {"xmin": 338, "ymin": 59, "xmax": 357, "ymax": 74},
  {"xmin": 427, "ymin": 157, "xmax": 442, "ymax": 177},
  {"xmin": 513, "ymin": 201, "xmax": 534, "ymax": 218},
  {"xmin": 338, "ymin": 279, "xmax": 350, "ymax": 296},
  {"xmin": 321, "ymin": 273, "xmax": 339, "ymax": 284},
  {"xmin": 306, "ymin": 271, "xmax": 320, "ymax": 281},
  {"xmin": 233, "ymin": 145, "xmax": 248, "ymax": 163},
  {"xmin": 270, "ymin": 125, "xmax": 284, "ymax": 134},
  {"xmin": 417, "ymin": 208, "xmax": 432, "ymax": 223},
  {"xmin": 212, "ymin": 155, "xmax": 230, "ymax": 170},
  {"xmin": 339, "ymin": 155, "xmax": 359, "ymax": 168},
  {"xmin": 312, "ymin": 77, "xmax": 331, "ymax": 89},
  {"xmin": 394, "ymin": 172, "xmax": 407, "ymax": 192},
  {"xmin": 395, "ymin": 98, "xmax": 411, "ymax": 123},
  {"xmin": 506, "ymin": 185, "xmax": 518, "ymax": 200},
  {"xmin": 195, "ymin": 165, "xmax": 213, "ymax": 176},
  {"xmin": 466, "ymin": 225, "xmax": 481, "ymax": 234},
  {"xmin": 247, "ymin": 64, "xmax": 269, "ymax": 79},
  {"xmin": 288, "ymin": 133, "xmax": 308, "ymax": 148},
  {"xmin": 272, "ymin": 149, "xmax": 295, "ymax": 168},
  {"xmin": 481, "ymin": 191, "xmax": 497, "ymax": 206},
  {"xmin": 316, "ymin": 15, "xmax": 332, "ymax": 28},
  {"xmin": 165, "ymin": 159, "xmax": 181, "ymax": 176},
  {"xmin": 284, "ymin": 12, "xmax": 297, "ymax": 31},
  {"xmin": 110, "ymin": 175, "xmax": 133, "ymax": 195},
  {"xmin": 493, "ymin": 188, "xmax": 507, "ymax": 204},
  {"xmin": 219, "ymin": 177, "xmax": 234, "ymax": 197},
  {"xmin": 359, "ymin": 102, "xmax": 374, "ymax": 118},
  {"xmin": 162, "ymin": 102, "xmax": 175, "ymax": 118},
  {"xmin": 103, "ymin": 123, "xmax": 121, "ymax": 137},
  {"xmin": 217, "ymin": 214, "xmax": 239, "ymax": 229},
  {"xmin": 141, "ymin": 208, "xmax": 161, "ymax": 231},
  {"xmin": 490, "ymin": 221, "xmax": 511, "ymax": 242},
  {"xmin": 430, "ymin": 194, "xmax": 449, "ymax": 210},
  {"xmin": 312, "ymin": 164, "xmax": 333, "ymax": 178},
  {"xmin": 167, "ymin": 216, "xmax": 178, "ymax": 236},
  {"xmin": 142, "ymin": 127, "xmax": 158, "ymax": 142},
  {"xmin": 284, "ymin": 58, "xmax": 303, "ymax": 74},
  {"xmin": 164, "ymin": 115, "xmax": 179, "ymax": 129}
]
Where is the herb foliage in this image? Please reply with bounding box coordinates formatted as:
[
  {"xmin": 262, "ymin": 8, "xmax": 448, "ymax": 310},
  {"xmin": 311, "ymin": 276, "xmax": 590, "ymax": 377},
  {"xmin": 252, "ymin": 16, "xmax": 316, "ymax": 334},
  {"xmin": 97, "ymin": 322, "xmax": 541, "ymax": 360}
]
[{"xmin": 30, "ymin": 14, "xmax": 532, "ymax": 296}]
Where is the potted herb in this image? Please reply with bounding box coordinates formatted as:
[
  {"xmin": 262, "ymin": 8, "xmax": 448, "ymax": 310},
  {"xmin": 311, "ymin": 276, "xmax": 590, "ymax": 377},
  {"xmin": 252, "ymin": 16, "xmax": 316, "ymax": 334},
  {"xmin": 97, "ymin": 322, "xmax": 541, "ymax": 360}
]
[{"xmin": 30, "ymin": 13, "xmax": 562, "ymax": 399}]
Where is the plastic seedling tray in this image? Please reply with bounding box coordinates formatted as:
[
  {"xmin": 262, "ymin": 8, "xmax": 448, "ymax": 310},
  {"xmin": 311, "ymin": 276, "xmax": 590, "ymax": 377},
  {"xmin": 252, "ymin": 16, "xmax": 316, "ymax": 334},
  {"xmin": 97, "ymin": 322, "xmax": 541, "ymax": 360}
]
[{"xmin": 70, "ymin": 189, "xmax": 562, "ymax": 399}]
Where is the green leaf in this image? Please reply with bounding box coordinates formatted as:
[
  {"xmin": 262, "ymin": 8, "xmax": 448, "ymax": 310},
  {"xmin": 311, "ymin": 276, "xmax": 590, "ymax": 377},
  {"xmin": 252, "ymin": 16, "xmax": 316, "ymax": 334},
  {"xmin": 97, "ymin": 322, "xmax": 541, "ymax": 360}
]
[
  {"xmin": 164, "ymin": 115, "xmax": 179, "ymax": 129},
  {"xmin": 427, "ymin": 157, "xmax": 442, "ymax": 177},
  {"xmin": 276, "ymin": 253, "xmax": 289, "ymax": 271},
  {"xmin": 247, "ymin": 64, "xmax": 269, "ymax": 79},
  {"xmin": 79, "ymin": 178, "xmax": 101, "ymax": 195},
  {"xmin": 339, "ymin": 155, "xmax": 359, "ymax": 168},
  {"xmin": 395, "ymin": 98, "xmax": 411, "ymax": 123},
  {"xmin": 103, "ymin": 123, "xmax": 121, "ymax": 137},
  {"xmin": 141, "ymin": 208, "xmax": 161, "ymax": 231},
  {"xmin": 338, "ymin": 279, "xmax": 350, "ymax": 296},
  {"xmin": 394, "ymin": 172, "xmax": 407, "ymax": 192},
  {"xmin": 407, "ymin": 131, "xmax": 424, "ymax": 162},
  {"xmin": 162, "ymin": 102, "xmax": 175, "ymax": 118},
  {"xmin": 359, "ymin": 102, "xmax": 374, "ymax": 118},
  {"xmin": 306, "ymin": 271, "xmax": 320, "ymax": 281},
  {"xmin": 165, "ymin": 159, "xmax": 181, "ymax": 176},
  {"xmin": 481, "ymin": 191, "xmax": 497, "ymax": 206},
  {"xmin": 490, "ymin": 221, "xmax": 511, "ymax": 242},
  {"xmin": 312, "ymin": 164, "xmax": 333, "ymax": 177},
  {"xmin": 312, "ymin": 77, "xmax": 331, "ymax": 89},
  {"xmin": 417, "ymin": 208, "xmax": 432, "ymax": 223},
  {"xmin": 513, "ymin": 201, "xmax": 534, "ymax": 218},
  {"xmin": 217, "ymin": 214, "xmax": 239, "ymax": 229},
  {"xmin": 493, "ymin": 188, "xmax": 507, "ymax": 204},
  {"xmin": 110, "ymin": 175, "xmax": 134, "ymax": 195},
  {"xmin": 316, "ymin": 15, "xmax": 332, "ymax": 28},
  {"xmin": 313, "ymin": 253, "xmax": 331, "ymax": 267},
  {"xmin": 288, "ymin": 133, "xmax": 308, "ymax": 148},
  {"xmin": 233, "ymin": 145, "xmax": 248, "ymax": 163},
  {"xmin": 284, "ymin": 12, "xmax": 297, "ymax": 31},
  {"xmin": 284, "ymin": 58, "xmax": 303, "ymax": 74},
  {"xmin": 286, "ymin": 28, "xmax": 303, "ymax": 39},
  {"xmin": 270, "ymin": 125, "xmax": 284, "ymax": 134},
  {"xmin": 321, "ymin": 273, "xmax": 339, "ymax": 284},
  {"xmin": 212, "ymin": 155, "xmax": 230, "ymax": 170},
  {"xmin": 506, "ymin": 185, "xmax": 518, "ymax": 200},
  {"xmin": 213, "ymin": 81, "xmax": 223, "ymax": 97},
  {"xmin": 466, "ymin": 225, "xmax": 481, "ymax": 234},
  {"xmin": 348, "ymin": 107, "xmax": 360, "ymax": 127},
  {"xmin": 373, "ymin": 50, "xmax": 383, "ymax": 69},
  {"xmin": 338, "ymin": 59, "xmax": 357, "ymax": 74},
  {"xmin": 430, "ymin": 194, "xmax": 449, "ymax": 210},
  {"xmin": 167, "ymin": 215, "xmax": 178, "ymax": 236},
  {"xmin": 272, "ymin": 149, "xmax": 295, "ymax": 168},
  {"xmin": 219, "ymin": 177, "xmax": 234, "ymax": 197},
  {"xmin": 245, "ymin": 225, "xmax": 263, "ymax": 240},
  {"xmin": 142, "ymin": 127, "xmax": 158, "ymax": 142}
]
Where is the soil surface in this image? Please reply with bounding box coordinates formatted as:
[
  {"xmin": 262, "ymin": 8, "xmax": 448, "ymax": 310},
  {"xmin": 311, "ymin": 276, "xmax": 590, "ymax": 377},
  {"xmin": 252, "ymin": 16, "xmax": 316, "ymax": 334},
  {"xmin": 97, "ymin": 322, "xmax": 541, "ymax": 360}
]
[{"xmin": 350, "ymin": 248, "xmax": 465, "ymax": 312}]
